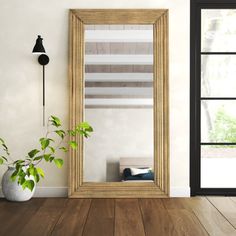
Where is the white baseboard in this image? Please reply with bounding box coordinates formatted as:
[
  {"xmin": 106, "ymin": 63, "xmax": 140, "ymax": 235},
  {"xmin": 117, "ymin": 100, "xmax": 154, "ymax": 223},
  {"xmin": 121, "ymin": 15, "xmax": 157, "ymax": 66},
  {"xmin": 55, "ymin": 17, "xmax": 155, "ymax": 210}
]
[
  {"xmin": 0, "ymin": 187, "xmax": 68, "ymax": 198},
  {"xmin": 34, "ymin": 187, "xmax": 68, "ymax": 197},
  {"xmin": 170, "ymin": 186, "xmax": 190, "ymax": 197}
]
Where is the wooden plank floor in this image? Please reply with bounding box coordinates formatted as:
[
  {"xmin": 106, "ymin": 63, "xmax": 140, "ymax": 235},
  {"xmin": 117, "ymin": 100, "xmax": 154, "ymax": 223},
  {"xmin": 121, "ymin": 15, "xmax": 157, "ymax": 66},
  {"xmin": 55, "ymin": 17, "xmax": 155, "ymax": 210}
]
[{"xmin": 0, "ymin": 197, "xmax": 236, "ymax": 236}]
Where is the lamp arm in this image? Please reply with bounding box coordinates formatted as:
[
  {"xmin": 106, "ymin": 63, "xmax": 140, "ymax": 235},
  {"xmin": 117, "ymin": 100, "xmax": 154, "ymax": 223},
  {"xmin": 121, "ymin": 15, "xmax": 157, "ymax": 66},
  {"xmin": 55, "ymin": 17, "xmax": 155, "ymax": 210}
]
[{"xmin": 43, "ymin": 65, "xmax": 45, "ymax": 126}]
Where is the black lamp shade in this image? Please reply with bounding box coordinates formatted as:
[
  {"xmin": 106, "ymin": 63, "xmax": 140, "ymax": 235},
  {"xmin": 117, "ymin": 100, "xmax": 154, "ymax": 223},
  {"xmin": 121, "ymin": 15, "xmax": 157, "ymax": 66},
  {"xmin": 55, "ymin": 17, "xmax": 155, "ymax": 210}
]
[{"xmin": 32, "ymin": 35, "xmax": 46, "ymax": 53}]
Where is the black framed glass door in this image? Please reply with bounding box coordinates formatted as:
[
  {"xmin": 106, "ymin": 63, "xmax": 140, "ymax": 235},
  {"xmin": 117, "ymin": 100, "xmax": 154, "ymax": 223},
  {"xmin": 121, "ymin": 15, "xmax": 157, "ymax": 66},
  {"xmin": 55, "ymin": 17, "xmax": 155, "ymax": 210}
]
[{"xmin": 190, "ymin": 0, "xmax": 236, "ymax": 195}]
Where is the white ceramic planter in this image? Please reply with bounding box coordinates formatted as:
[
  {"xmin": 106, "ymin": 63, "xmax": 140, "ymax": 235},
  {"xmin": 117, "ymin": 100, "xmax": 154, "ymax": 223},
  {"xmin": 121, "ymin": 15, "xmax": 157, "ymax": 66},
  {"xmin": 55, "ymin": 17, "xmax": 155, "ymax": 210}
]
[{"xmin": 1, "ymin": 167, "xmax": 35, "ymax": 202}]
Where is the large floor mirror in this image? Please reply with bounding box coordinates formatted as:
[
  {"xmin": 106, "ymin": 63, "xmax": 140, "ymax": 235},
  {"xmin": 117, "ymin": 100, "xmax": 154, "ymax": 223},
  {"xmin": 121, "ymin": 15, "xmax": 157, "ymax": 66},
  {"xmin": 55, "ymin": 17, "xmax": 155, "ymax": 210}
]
[{"xmin": 69, "ymin": 9, "xmax": 169, "ymax": 198}]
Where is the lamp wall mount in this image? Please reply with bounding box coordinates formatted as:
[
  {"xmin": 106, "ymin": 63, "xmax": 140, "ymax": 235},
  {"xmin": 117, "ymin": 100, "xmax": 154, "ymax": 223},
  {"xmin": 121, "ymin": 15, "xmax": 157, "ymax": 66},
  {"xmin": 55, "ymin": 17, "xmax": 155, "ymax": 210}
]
[
  {"xmin": 38, "ymin": 54, "xmax": 49, "ymax": 66},
  {"xmin": 32, "ymin": 35, "xmax": 50, "ymax": 126}
]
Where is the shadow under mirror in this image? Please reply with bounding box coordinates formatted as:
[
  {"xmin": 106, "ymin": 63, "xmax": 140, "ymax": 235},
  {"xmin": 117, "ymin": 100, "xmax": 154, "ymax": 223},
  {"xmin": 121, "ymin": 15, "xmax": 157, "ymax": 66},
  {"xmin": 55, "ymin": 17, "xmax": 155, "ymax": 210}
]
[{"xmin": 83, "ymin": 24, "xmax": 154, "ymax": 183}]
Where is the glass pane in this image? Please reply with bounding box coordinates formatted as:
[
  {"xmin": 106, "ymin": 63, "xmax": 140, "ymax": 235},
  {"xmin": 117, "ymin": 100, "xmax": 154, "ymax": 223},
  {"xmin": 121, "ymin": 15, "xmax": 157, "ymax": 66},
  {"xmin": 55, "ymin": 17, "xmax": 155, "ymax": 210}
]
[
  {"xmin": 201, "ymin": 100, "xmax": 236, "ymax": 142},
  {"xmin": 83, "ymin": 25, "xmax": 154, "ymax": 182},
  {"xmin": 202, "ymin": 9, "xmax": 236, "ymax": 52},
  {"xmin": 201, "ymin": 55, "xmax": 236, "ymax": 97},
  {"xmin": 201, "ymin": 145, "xmax": 236, "ymax": 188}
]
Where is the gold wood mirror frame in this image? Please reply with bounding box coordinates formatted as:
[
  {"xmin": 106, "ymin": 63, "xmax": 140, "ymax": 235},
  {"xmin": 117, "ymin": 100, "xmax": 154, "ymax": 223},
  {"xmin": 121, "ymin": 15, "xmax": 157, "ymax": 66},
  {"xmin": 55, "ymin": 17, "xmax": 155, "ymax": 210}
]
[{"xmin": 69, "ymin": 9, "xmax": 169, "ymax": 198}]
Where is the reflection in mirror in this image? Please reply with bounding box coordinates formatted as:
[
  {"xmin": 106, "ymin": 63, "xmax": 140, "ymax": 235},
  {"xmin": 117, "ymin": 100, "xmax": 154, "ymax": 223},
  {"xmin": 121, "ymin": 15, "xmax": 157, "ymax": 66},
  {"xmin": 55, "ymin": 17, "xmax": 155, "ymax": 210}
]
[{"xmin": 83, "ymin": 25, "xmax": 154, "ymax": 182}]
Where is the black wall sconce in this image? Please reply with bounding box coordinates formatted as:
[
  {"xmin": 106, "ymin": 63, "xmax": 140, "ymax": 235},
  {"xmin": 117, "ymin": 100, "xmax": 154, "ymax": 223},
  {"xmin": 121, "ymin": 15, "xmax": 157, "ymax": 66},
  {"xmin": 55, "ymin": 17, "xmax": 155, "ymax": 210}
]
[{"xmin": 32, "ymin": 35, "xmax": 50, "ymax": 126}]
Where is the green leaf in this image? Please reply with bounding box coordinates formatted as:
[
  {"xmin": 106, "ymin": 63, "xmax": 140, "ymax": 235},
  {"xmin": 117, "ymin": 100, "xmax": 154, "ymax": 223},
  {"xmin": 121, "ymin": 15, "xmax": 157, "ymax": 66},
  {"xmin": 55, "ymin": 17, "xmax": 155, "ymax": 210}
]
[
  {"xmin": 36, "ymin": 167, "xmax": 45, "ymax": 178},
  {"xmin": 75, "ymin": 122, "xmax": 93, "ymax": 138},
  {"xmin": 26, "ymin": 168, "xmax": 30, "ymax": 177},
  {"xmin": 33, "ymin": 155, "xmax": 43, "ymax": 161},
  {"xmin": 18, "ymin": 168, "xmax": 25, "ymax": 176},
  {"xmin": 28, "ymin": 149, "xmax": 40, "ymax": 158},
  {"xmin": 13, "ymin": 160, "xmax": 25, "ymax": 165},
  {"xmin": 67, "ymin": 130, "xmax": 76, "ymax": 136},
  {"xmin": 35, "ymin": 174, "xmax": 40, "ymax": 183},
  {"xmin": 55, "ymin": 130, "xmax": 65, "ymax": 139},
  {"xmin": 1, "ymin": 156, "xmax": 7, "ymax": 162},
  {"xmin": 53, "ymin": 158, "xmax": 63, "ymax": 168},
  {"xmin": 59, "ymin": 147, "xmax": 68, "ymax": 152},
  {"xmin": 18, "ymin": 176, "xmax": 26, "ymax": 185},
  {"xmin": 43, "ymin": 154, "xmax": 51, "ymax": 162},
  {"xmin": 22, "ymin": 180, "xmax": 35, "ymax": 192},
  {"xmin": 77, "ymin": 129, "xmax": 89, "ymax": 138},
  {"xmin": 2, "ymin": 143, "xmax": 10, "ymax": 155},
  {"xmin": 49, "ymin": 146, "xmax": 55, "ymax": 153},
  {"xmin": 27, "ymin": 165, "xmax": 39, "ymax": 183},
  {"xmin": 40, "ymin": 138, "xmax": 52, "ymax": 150},
  {"xmin": 0, "ymin": 138, "xmax": 5, "ymax": 144},
  {"xmin": 15, "ymin": 162, "xmax": 22, "ymax": 170},
  {"xmin": 29, "ymin": 165, "xmax": 37, "ymax": 176},
  {"xmin": 69, "ymin": 141, "xmax": 77, "ymax": 150},
  {"xmin": 11, "ymin": 170, "xmax": 19, "ymax": 181},
  {"xmin": 77, "ymin": 122, "xmax": 93, "ymax": 131},
  {"xmin": 17, "ymin": 169, "xmax": 26, "ymax": 185},
  {"xmin": 2, "ymin": 143, "xmax": 8, "ymax": 150},
  {"xmin": 0, "ymin": 155, "xmax": 10, "ymax": 164},
  {"xmin": 50, "ymin": 116, "xmax": 61, "ymax": 127},
  {"xmin": 21, "ymin": 181, "xmax": 27, "ymax": 190}
]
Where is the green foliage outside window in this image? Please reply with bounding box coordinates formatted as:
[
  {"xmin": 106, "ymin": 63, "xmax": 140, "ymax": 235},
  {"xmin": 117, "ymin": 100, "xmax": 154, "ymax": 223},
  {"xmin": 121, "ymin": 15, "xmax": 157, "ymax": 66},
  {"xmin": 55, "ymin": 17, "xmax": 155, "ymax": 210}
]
[{"xmin": 209, "ymin": 107, "xmax": 236, "ymax": 145}]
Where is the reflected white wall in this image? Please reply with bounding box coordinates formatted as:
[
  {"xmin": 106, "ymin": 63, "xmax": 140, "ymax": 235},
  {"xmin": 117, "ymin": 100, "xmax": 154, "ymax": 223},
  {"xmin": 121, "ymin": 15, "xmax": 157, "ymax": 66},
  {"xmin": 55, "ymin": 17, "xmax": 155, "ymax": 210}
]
[{"xmin": 84, "ymin": 109, "xmax": 153, "ymax": 182}]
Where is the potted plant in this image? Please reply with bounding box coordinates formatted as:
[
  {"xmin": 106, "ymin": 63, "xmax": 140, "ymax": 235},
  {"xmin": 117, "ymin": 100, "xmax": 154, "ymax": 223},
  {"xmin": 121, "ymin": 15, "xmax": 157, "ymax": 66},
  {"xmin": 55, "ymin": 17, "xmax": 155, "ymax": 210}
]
[{"xmin": 0, "ymin": 115, "xmax": 93, "ymax": 201}]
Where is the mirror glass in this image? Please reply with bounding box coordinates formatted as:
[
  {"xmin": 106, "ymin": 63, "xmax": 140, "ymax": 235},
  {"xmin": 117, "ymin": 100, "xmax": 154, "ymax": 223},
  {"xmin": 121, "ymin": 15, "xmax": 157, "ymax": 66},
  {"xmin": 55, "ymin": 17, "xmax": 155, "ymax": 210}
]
[{"xmin": 83, "ymin": 25, "xmax": 154, "ymax": 182}]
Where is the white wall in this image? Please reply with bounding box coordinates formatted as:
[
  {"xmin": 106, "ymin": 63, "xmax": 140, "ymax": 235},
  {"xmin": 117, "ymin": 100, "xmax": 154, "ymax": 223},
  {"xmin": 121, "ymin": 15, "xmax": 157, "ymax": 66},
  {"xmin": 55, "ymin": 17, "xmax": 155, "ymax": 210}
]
[{"xmin": 0, "ymin": 0, "xmax": 190, "ymax": 197}]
